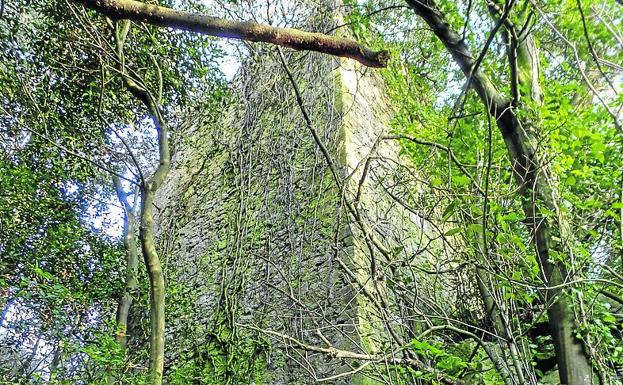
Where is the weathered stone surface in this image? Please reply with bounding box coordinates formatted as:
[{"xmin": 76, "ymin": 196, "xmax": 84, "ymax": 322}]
[{"xmin": 153, "ymin": 14, "xmax": 451, "ymax": 385}]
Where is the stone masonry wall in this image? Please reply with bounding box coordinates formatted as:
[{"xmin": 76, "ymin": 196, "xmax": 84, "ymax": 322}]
[{"xmin": 153, "ymin": 21, "xmax": 451, "ymax": 385}]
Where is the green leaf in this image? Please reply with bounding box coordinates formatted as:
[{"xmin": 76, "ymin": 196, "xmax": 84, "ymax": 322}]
[
  {"xmin": 467, "ymin": 223, "xmax": 483, "ymax": 234},
  {"xmin": 441, "ymin": 200, "xmax": 457, "ymax": 222},
  {"xmin": 444, "ymin": 227, "xmax": 462, "ymax": 237}
]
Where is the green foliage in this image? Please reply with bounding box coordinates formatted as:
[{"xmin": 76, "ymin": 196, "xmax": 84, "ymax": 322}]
[
  {"xmin": 2, "ymin": 0, "xmax": 623, "ymax": 384},
  {"xmin": 407, "ymin": 339, "xmax": 469, "ymax": 377},
  {"xmin": 1, "ymin": 0, "xmax": 225, "ymax": 382},
  {"xmin": 343, "ymin": 0, "xmax": 623, "ymax": 382}
]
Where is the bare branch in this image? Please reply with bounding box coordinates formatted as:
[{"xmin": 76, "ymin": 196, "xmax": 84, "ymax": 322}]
[{"xmin": 237, "ymin": 324, "xmax": 470, "ymax": 385}]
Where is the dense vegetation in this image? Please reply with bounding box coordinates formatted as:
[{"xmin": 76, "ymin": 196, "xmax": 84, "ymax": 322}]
[{"xmin": 1, "ymin": 0, "xmax": 621, "ymax": 384}]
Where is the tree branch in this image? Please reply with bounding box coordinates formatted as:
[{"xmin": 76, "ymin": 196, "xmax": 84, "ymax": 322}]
[
  {"xmin": 72, "ymin": 0, "xmax": 390, "ymax": 68},
  {"xmin": 237, "ymin": 324, "xmax": 469, "ymax": 385}
]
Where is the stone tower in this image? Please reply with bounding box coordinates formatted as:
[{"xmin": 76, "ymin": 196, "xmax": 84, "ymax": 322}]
[{"xmin": 153, "ymin": 5, "xmax": 448, "ymax": 384}]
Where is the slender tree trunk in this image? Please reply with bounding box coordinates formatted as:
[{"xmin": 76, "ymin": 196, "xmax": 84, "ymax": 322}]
[
  {"xmin": 505, "ymin": 14, "xmax": 593, "ymax": 385},
  {"xmin": 406, "ymin": 1, "xmax": 593, "ymax": 383},
  {"xmin": 111, "ymin": 19, "xmax": 170, "ymax": 385},
  {"xmin": 49, "ymin": 341, "xmax": 62, "ymax": 382},
  {"xmin": 108, "ymin": 179, "xmax": 139, "ymax": 384},
  {"xmin": 135, "ymin": 74, "xmax": 170, "ymax": 385},
  {"xmin": 114, "ymin": 216, "xmax": 137, "ymax": 351},
  {"xmin": 140, "ymin": 185, "xmax": 166, "ymax": 385},
  {"xmin": 112, "ymin": 179, "xmax": 139, "ymax": 352}
]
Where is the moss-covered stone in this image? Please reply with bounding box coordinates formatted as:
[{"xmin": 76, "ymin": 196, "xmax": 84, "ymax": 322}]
[{"xmin": 154, "ymin": 6, "xmax": 444, "ymax": 385}]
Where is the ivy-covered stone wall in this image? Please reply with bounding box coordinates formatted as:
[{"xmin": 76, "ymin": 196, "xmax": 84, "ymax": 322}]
[{"xmin": 153, "ymin": 14, "xmax": 449, "ymax": 385}]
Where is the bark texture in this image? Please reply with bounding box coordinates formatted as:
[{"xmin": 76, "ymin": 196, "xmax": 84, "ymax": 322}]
[
  {"xmin": 72, "ymin": 0, "xmax": 389, "ymax": 68},
  {"xmin": 136, "ymin": 77, "xmax": 169, "ymax": 385},
  {"xmin": 140, "ymin": 185, "xmax": 166, "ymax": 385}
]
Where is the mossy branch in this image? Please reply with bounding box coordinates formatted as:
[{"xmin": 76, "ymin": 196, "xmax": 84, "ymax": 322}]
[{"xmin": 73, "ymin": 0, "xmax": 390, "ymax": 68}]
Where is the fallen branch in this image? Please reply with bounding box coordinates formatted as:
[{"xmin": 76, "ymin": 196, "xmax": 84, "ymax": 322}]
[{"xmin": 72, "ymin": 0, "xmax": 390, "ymax": 68}]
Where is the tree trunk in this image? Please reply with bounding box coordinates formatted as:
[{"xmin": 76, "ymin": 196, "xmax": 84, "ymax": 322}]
[
  {"xmin": 112, "ymin": 19, "xmax": 170, "ymax": 385},
  {"xmin": 112, "ymin": 179, "xmax": 139, "ymax": 352},
  {"xmin": 406, "ymin": 1, "xmax": 593, "ymax": 383},
  {"xmin": 140, "ymin": 185, "xmax": 166, "ymax": 385},
  {"xmin": 49, "ymin": 341, "xmax": 62, "ymax": 382},
  {"xmin": 108, "ymin": 179, "xmax": 139, "ymax": 384}
]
